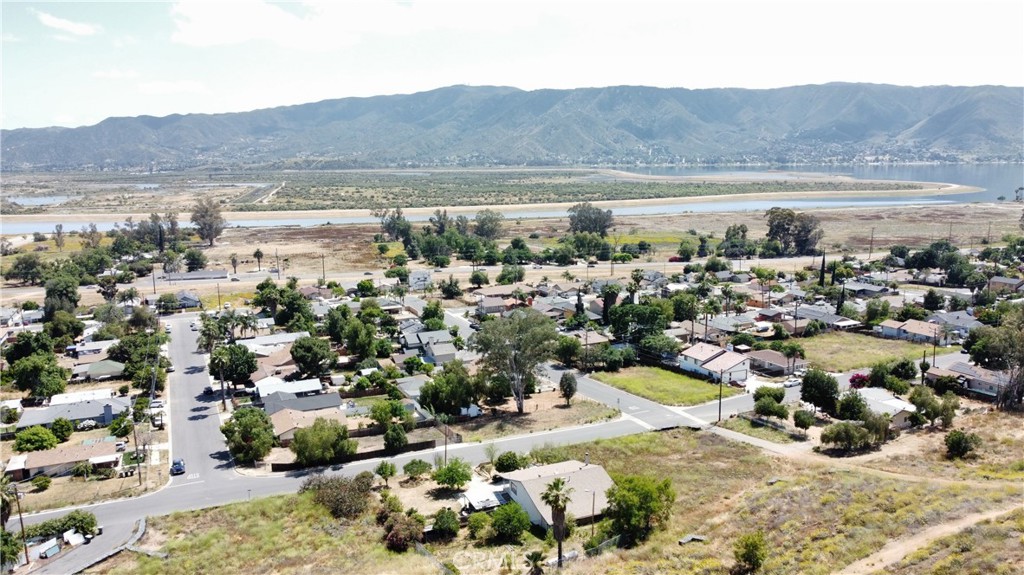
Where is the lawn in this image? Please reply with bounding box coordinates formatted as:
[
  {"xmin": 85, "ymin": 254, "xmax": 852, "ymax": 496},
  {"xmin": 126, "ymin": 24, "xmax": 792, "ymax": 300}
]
[
  {"xmin": 719, "ymin": 417, "xmax": 799, "ymax": 444},
  {"xmin": 799, "ymin": 331, "xmax": 957, "ymax": 373},
  {"xmin": 592, "ymin": 366, "xmax": 741, "ymax": 405}
]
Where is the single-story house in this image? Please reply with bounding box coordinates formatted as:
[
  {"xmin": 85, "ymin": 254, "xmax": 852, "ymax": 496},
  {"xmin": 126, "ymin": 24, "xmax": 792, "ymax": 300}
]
[
  {"xmin": 842, "ymin": 281, "xmax": 890, "ymax": 298},
  {"xmin": 261, "ymin": 390, "xmax": 343, "ymax": 416},
  {"xmin": 925, "ymin": 311, "xmax": 983, "ymax": 337},
  {"xmin": 72, "ymin": 360, "xmax": 126, "ymax": 381},
  {"xmin": 167, "ymin": 270, "xmax": 229, "ymax": 282},
  {"xmin": 68, "ymin": 339, "xmax": 119, "ymax": 360},
  {"xmin": 48, "ymin": 389, "xmax": 113, "ymax": 406},
  {"xmin": 564, "ymin": 329, "xmax": 613, "ymax": 348},
  {"xmin": 877, "ymin": 319, "xmax": 946, "ymax": 344},
  {"xmin": 16, "ymin": 398, "xmax": 130, "ymax": 430},
  {"xmin": 4, "ymin": 437, "xmax": 122, "ymax": 480},
  {"xmin": 987, "ymin": 276, "xmax": 1024, "ymax": 294},
  {"xmin": 237, "ymin": 332, "xmax": 311, "ymax": 351},
  {"xmin": 270, "ymin": 407, "xmax": 346, "ymax": 446},
  {"xmin": 502, "ymin": 460, "xmax": 614, "ymax": 529},
  {"xmin": 404, "ymin": 330, "xmax": 453, "ymax": 350},
  {"xmin": 395, "ymin": 374, "xmax": 433, "ymax": 402},
  {"xmin": 478, "ymin": 296, "xmax": 507, "ymax": 315},
  {"xmin": 857, "ymin": 387, "xmax": 917, "ymax": 429},
  {"xmin": 679, "ymin": 343, "xmax": 750, "ymax": 383},
  {"xmin": 926, "ymin": 362, "xmax": 1011, "ymax": 401},
  {"xmin": 298, "ymin": 286, "xmax": 335, "ymax": 300},
  {"xmin": 408, "ymin": 270, "xmax": 433, "ymax": 291},
  {"xmin": 253, "ymin": 377, "xmax": 324, "ymax": 399},
  {"xmin": 745, "ymin": 349, "xmax": 808, "ymax": 376}
]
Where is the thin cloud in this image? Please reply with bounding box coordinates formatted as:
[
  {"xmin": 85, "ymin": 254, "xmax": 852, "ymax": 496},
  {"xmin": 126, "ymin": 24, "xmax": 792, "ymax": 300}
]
[
  {"xmin": 138, "ymin": 80, "xmax": 209, "ymax": 96},
  {"xmin": 94, "ymin": 68, "xmax": 138, "ymax": 80},
  {"xmin": 2, "ymin": 33, "xmax": 22, "ymax": 43},
  {"xmin": 31, "ymin": 8, "xmax": 101, "ymax": 36}
]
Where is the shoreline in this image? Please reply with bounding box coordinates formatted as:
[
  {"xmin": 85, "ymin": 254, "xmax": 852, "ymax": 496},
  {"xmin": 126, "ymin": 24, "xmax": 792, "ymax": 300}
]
[{"xmin": 0, "ymin": 181, "xmax": 981, "ymax": 228}]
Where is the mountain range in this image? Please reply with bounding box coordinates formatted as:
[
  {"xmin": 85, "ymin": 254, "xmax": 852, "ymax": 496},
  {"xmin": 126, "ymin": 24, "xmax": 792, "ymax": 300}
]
[{"xmin": 2, "ymin": 83, "xmax": 1021, "ymax": 170}]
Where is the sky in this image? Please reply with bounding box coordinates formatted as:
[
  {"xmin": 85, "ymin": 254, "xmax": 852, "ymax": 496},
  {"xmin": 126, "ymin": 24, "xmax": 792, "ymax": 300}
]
[{"xmin": 2, "ymin": 0, "xmax": 1022, "ymax": 129}]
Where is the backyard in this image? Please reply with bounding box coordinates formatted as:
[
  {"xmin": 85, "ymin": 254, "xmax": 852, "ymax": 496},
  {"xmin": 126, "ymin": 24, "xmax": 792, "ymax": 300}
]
[{"xmin": 592, "ymin": 366, "xmax": 741, "ymax": 405}]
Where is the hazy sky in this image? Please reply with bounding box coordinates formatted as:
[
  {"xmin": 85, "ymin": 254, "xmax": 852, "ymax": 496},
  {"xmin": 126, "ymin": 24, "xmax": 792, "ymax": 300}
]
[{"xmin": 3, "ymin": 0, "xmax": 1022, "ymax": 129}]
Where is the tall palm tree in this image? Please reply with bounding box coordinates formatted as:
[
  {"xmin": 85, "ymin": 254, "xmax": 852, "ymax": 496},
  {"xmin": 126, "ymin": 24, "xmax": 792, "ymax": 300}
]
[
  {"xmin": 541, "ymin": 478, "xmax": 574, "ymax": 568},
  {"xmin": 210, "ymin": 346, "xmax": 230, "ymax": 410},
  {"xmin": 253, "ymin": 248, "xmax": 264, "ymax": 272},
  {"xmin": 218, "ymin": 309, "xmax": 241, "ymax": 342},
  {"xmin": 117, "ymin": 287, "xmax": 140, "ymax": 305},
  {"xmin": 720, "ymin": 285, "xmax": 735, "ymax": 316},
  {"xmin": 197, "ymin": 314, "xmax": 226, "ymax": 353},
  {"xmin": 701, "ymin": 297, "xmax": 722, "ymax": 343},
  {"xmin": 237, "ymin": 313, "xmax": 259, "ymax": 339},
  {"xmin": 229, "ymin": 253, "xmax": 239, "ymax": 275},
  {"xmin": 1, "ymin": 473, "xmax": 13, "ymax": 526}
]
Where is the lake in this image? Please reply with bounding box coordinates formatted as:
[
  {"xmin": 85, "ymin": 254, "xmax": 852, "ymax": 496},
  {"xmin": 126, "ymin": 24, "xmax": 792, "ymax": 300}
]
[{"xmin": 1, "ymin": 164, "xmax": 1019, "ymax": 235}]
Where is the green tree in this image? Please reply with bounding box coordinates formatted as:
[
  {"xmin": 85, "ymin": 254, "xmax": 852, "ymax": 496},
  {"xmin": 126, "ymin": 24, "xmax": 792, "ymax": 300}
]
[
  {"xmin": 495, "ymin": 451, "xmax": 529, "ymax": 473},
  {"xmin": 4, "ymin": 331, "xmax": 54, "ymax": 365},
  {"xmin": 50, "ymin": 417, "xmax": 74, "ymax": 442},
  {"xmin": 568, "ymin": 203, "xmax": 614, "ymax": 237},
  {"xmin": 11, "ymin": 353, "xmax": 68, "ymax": 398},
  {"xmin": 14, "ymin": 426, "xmax": 59, "ymax": 452},
  {"xmin": 496, "ymin": 264, "xmax": 525, "ymax": 285},
  {"xmin": 290, "ymin": 336, "xmax": 335, "ymax": 377},
  {"xmin": 490, "ymin": 502, "xmax": 531, "ymax": 542},
  {"xmin": 419, "ymin": 360, "xmax": 477, "ymax": 417},
  {"xmin": 734, "ymin": 531, "xmax": 768, "ymax": 573},
  {"xmin": 820, "ymin": 421, "xmax": 870, "ymax": 451},
  {"xmin": 469, "ymin": 270, "xmax": 489, "ymax": 288},
  {"xmin": 754, "ymin": 397, "xmax": 789, "ymax": 422},
  {"xmin": 836, "ymin": 390, "xmax": 869, "ymax": 421},
  {"xmin": 44, "ymin": 310, "xmax": 85, "ymax": 343},
  {"xmin": 555, "ymin": 336, "xmax": 582, "ymax": 368},
  {"xmin": 3, "ymin": 253, "xmax": 47, "ymax": 285},
  {"xmin": 541, "ymin": 477, "xmax": 574, "ymax": 568},
  {"xmin": 923, "ymin": 288, "xmax": 944, "ymax": 311},
  {"xmin": 383, "ymin": 423, "xmax": 408, "ymax": 454},
  {"xmin": 559, "ymin": 372, "xmax": 577, "ymax": 406},
  {"xmin": 800, "ymin": 368, "xmax": 839, "ymax": 415},
  {"xmin": 290, "ymin": 417, "xmax": 356, "ymax": 467},
  {"xmin": 793, "ymin": 409, "xmax": 815, "ymax": 437},
  {"xmin": 474, "ymin": 209, "xmax": 505, "ymax": 240},
  {"xmin": 471, "ymin": 309, "xmax": 558, "ymax": 414},
  {"xmin": 43, "ymin": 274, "xmax": 80, "ymax": 321},
  {"xmin": 190, "ymin": 197, "xmax": 226, "ymax": 246},
  {"xmin": 220, "ymin": 407, "xmax": 275, "ymax": 465},
  {"xmin": 252, "ymin": 248, "xmax": 264, "ymax": 271},
  {"xmin": 375, "ymin": 461, "xmax": 397, "ymax": 487},
  {"xmin": 433, "ymin": 458, "xmax": 472, "ymax": 490},
  {"xmin": 183, "ymin": 247, "xmax": 208, "ymax": 272},
  {"xmin": 945, "ymin": 429, "xmax": 981, "ymax": 458},
  {"xmin": 753, "ymin": 386, "xmax": 785, "ymax": 404},
  {"xmin": 604, "ymin": 474, "xmax": 675, "ymax": 544},
  {"xmin": 210, "ymin": 343, "xmax": 257, "ymax": 387},
  {"xmin": 403, "ymin": 459, "xmax": 432, "ymax": 481}
]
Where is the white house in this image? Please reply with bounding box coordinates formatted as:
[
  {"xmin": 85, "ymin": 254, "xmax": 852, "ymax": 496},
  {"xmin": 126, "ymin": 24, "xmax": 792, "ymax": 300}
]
[
  {"xmin": 857, "ymin": 388, "xmax": 917, "ymax": 429},
  {"xmin": 679, "ymin": 343, "xmax": 750, "ymax": 383},
  {"xmin": 502, "ymin": 460, "xmax": 614, "ymax": 529}
]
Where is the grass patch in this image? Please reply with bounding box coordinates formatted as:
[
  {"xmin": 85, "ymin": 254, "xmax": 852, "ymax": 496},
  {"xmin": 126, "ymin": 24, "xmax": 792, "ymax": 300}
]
[
  {"xmin": 872, "ymin": 507, "xmax": 1024, "ymax": 575},
  {"xmin": 719, "ymin": 417, "xmax": 798, "ymax": 444},
  {"xmin": 800, "ymin": 331, "xmax": 957, "ymax": 372},
  {"xmin": 592, "ymin": 366, "xmax": 741, "ymax": 405}
]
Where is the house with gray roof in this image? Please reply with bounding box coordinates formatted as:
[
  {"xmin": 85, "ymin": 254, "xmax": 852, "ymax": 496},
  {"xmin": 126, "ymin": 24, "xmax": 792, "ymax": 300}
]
[
  {"xmin": 17, "ymin": 397, "xmax": 130, "ymax": 430},
  {"xmin": 502, "ymin": 460, "xmax": 614, "ymax": 529}
]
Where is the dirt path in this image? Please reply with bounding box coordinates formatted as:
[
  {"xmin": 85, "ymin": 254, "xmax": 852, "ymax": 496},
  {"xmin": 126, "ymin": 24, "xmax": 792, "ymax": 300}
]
[
  {"xmin": 834, "ymin": 504, "xmax": 1023, "ymax": 574},
  {"xmin": 259, "ymin": 181, "xmax": 286, "ymax": 204}
]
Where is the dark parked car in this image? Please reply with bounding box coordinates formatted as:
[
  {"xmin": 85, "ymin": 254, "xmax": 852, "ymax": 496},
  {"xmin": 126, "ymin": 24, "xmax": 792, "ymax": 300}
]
[
  {"xmin": 203, "ymin": 386, "xmax": 214, "ymax": 395},
  {"xmin": 170, "ymin": 459, "xmax": 186, "ymax": 475}
]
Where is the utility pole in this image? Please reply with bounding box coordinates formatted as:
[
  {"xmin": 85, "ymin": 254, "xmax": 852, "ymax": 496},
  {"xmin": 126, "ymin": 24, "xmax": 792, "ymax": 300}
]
[
  {"xmin": 717, "ymin": 369, "xmax": 724, "ymax": 423},
  {"xmin": 868, "ymin": 227, "xmax": 875, "ymax": 260},
  {"xmin": 275, "ymin": 250, "xmax": 281, "ymax": 280},
  {"xmin": 216, "ymin": 283, "xmax": 221, "ymax": 309},
  {"xmin": 131, "ymin": 414, "xmax": 143, "ymax": 486},
  {"xmin": 151, "ymin": 263, "xmax": 157, "ymax": 295},
  {"xmin": 13, "ymin": 484, "xmax": 29, "ymax": 566},
  {"xmin": 986, "ymin": 222, "xmax": 992, "ymax": 244},
  {"xmin": 320, "ymin": 253, "xmax": 326, "ymax": 283}
]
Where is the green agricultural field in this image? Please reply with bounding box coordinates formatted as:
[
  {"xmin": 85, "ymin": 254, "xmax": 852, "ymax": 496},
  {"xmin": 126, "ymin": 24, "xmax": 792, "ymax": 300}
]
[
  {"xmin": 799, "ymin": 331, "xmax": 957, "ymax": 373},
  {"xmin": 592, "ymin": 366, "xmax": 741, "ymax": 405}
]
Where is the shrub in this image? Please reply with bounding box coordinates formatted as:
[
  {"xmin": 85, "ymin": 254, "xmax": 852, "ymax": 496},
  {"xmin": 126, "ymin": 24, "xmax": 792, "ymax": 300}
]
[
  {"xmin": 945, "ymin": 429, "xmax": 982, "ymax": 459},
  {"xmin": 14, "ymin": 426, "xmax": 58, "ymax": 452},
  {"xmin": 605, "ymin": 475, "xmax": 675, "ymax": 544},
  {"xmin": 432, "ymin": 507, "xmax": 460, "ymax": 540},
  {"xmin": 793, "ymin": 410, "xmax": 815, "ymax": 434},
  {"xmin": 495, "ymin": 451, "xmax": 529, "ymax": 473},
  {"xmin": 383, "ymin": 512, "xmax": 424, "ymax": 552},
  {"xmin": 491, "ymin": 502, "xmax": 531, "ymax": 543},
  {"xmin": 50, "ymin": 417, "xmax": 73, "ymax": 442},
  {"xmin": 734, "ymin": 530, "xmax": 768, "ymax": 573},
  {"xmin": 71, "ymin": 461, "xmax": 93, "ymax": 478},
  {"xmin": 375, "ymin": 461, "xmax": 397, "ymax": 487},
  {"xmin": 384, "ymin": 424, "xmax": 408, "ymax": 455},
  {"xmin": 753, "ymin": 386, "xmax": 785, "ymax": 404},
  {"xmin": 299, "ymin": 474, "xmax": 374, "ymax": 519},
  {"xmin": 290, "ymin": 417, "xmax": 357, "ymax": 467},
  {"xmin": 754, "ymin": 397, "xmax": 788, "ymax": 421},
  {"xmin": 467, "ymin": 511, "xmax": 491, "ymax": 539},
  {"xmin": 24, "ymin": 510, "xmax": 97, "ymax": 540},
  {"xmin": 403, "ymin": 459, "xmax": 432, "ymax": 481},
  {"xmin": 377, "ymin": 491, "xmax": 404, "ymax": 524},
  {"xmin": 836, "ymin": 390, "xmax": 868, "ymax": 421},
  {"xmin": 32, "ymin": 476, "xmax": 52, "ymax": 491}
]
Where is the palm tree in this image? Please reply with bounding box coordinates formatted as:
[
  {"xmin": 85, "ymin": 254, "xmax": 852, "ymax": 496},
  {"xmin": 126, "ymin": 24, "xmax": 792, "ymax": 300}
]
[
  {"xmin": 117, "ymin": 287, "xmax": 140, "ymax": 305},
  {"xmin": 1, "ymin": 473, "xmax": 13, "ymax": 526},
  {"xmin": 782, "ymin": 341, "xmax": 805, "ymax": 373},
  {"xmin": 237, "ymin": 313, "xmax": 259, "ymax": 339},
  {"xmin": 210, "ymin": 346, "xmax": 230, "ymax": 410},
  {"xmin": 253, "ymin": 248, "xmax": 264, "ymax": 272},
  {"xmin": 541, "ymin": 477, "xmax": 574, "ymax": 568},
  {"xmin": 701, "ymin": 297, "xmax": 722, "ymax": 343},
  {"xmin": 720, "ymin": 285, "xmax": 735, "ymax": 316},
  {"xmin": 229, "ymin": 253, "xmax": 239, "ymax": 275},
  {"xmin": 197, "ymin": 314, "xmax": 226, "ymax": 353},
  {"xmin": 524, "ymin": 550, "xmax": 547, "ymax": 575}
]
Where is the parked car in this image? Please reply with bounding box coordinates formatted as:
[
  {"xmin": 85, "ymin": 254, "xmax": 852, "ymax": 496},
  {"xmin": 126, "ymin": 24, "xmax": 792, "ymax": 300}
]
[
  {"xmin": 150, "ymin": 400, "xmax": 165, "ymax": 409},
  {"xmin": 170, "ymin": 459, "xmax": 186, "ymax": 475},
  {"xmin": 203, "ymin": 386, "xmax": 214, "ymax": 395},
  {"xmin": 164, "ymin": 324, "xmax": 172, "ymax": 333},
  {"xmin": 783, "ymin": 378, "xmax": 801, "ymax": 388},
  {"xmin": 230, "ymin": 277, "xmax": 240, "ymax": 282}
]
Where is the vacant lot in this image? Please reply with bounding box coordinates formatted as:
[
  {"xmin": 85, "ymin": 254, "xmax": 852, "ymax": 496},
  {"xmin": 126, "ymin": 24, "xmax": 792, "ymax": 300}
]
[
  {"xmin": 799, "ymin": 331, "xmax": 955, "ymax": 373},
  {"xmin": 873, "ymin": 508, "xmax": 1024, "ymax": 575},
  {"xmin": 452, "ymin": 389, "xmax": 618, "ymax": 443},
  {"xmin": 855, "ymin": 406, "xmax": 1024, "ymax": 482},
  {"xmin": 592, "ymin": 366, "xmax": 741, "ymax": 405},
  {"xmin": 719, "ymin": 416, "xmax": 800, "ymax": 444},
  {"xmin": 84, "ymin": 492, "xmax": 438, "ymax": 575}
]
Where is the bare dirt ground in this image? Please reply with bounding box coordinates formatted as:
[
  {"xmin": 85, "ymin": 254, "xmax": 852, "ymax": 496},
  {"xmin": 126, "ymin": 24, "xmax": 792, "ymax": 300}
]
[{"xmin": 451, "ymin": 390, "xmax": 619, "ymax": 443}]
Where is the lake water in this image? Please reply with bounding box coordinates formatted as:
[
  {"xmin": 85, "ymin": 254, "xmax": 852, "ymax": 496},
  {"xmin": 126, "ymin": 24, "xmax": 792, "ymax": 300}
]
[{"xmin": 1, "ymin": 164, "xmax": 1019, "ymax": 235}]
